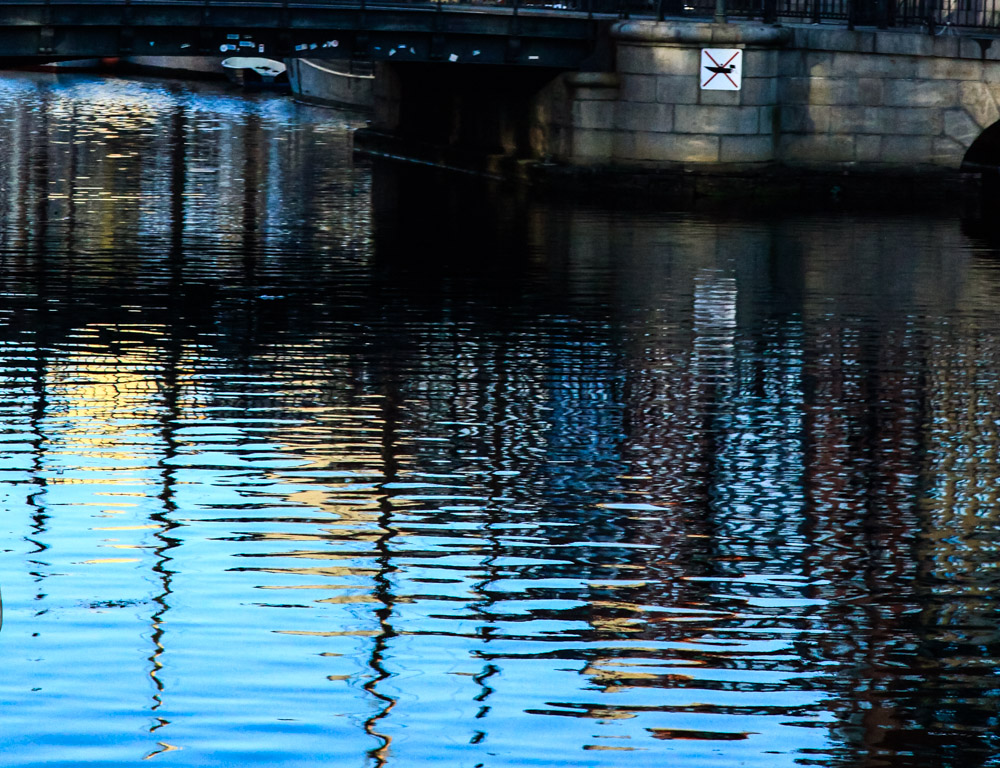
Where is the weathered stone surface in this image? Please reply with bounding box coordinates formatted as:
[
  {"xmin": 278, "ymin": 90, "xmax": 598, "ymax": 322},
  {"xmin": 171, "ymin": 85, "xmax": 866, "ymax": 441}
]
[
  {"xmin": 744, "ymin": 48, "xmax": 779, "ymax": 77},
  {"xmin": 651, "ymin": 46, "xmax": 702, "ymax": 76},
  {"xmin": 944, "ymin": 108, "xmax": 982, "ymax": 148},
  {"xmin": 883, "ymin": 79, "xmax": 960, "ymax": 108},
  {"xmin": 777, "ymin": 77, "xmax": 810, "ymax": 104},
  {"xmin": 617, "ymin": 131, "xmax": 720, "ymax": 162},
  {"xmin": 804, "ymin": 28, "xmax": 873, "ymax": 53},
  {"xmin": 611, "ymin": 20, "xmax": 791, "ymax": 47},
  {"xmin": 656, "ymin": 75, "xmax": 699, "ymax": 105},
  {"xmin": 880, "ymin": 135, "xmax": 934, "ymax": 163},
  {"xmin": 620, "ymin": 74, "xmax": 657, "ymax": 103},
  {"xmin": 778, "ymin": 50, "xmax": 806, "ymax": 77},
  {"xmin": 674, "ymin": 105, "xmax": 760, "ymax": 134},
  {"xmin": 959, "ymin": 81, "xmax": 1000, "ymax": 128},
  {"xmin": 616, "ymin": 102, "xmax": 674, "ymax": 132},
  {"xmin": 916, "ymin": 58, "xmax": 984, "ymax": 81},
  {"xmin": 831, "ymin": 51, "xmax": 901, "ymax": 78},
  {"xmin": 734, "ymin": 76, "xmax": 777, "ymax": 105},
  {"xmin": 570, "ymin": 129, "xmax": 615, "ymax": 163},
  {"xmin": 931, "ymin": 136, "xmax": 968, "ymax": 168},
  {"xmin": 572, "ymin": 100, "xmax": 617, "ymax": 131},
  {"xmin": 827, "ymin": 106, "xmax": 878, "ymax": 135},
  {"xmin": 875, "ymin": 107, "xmax": 943, "ymax": 136},
  {"xmin": 875, "ymin": 31, "xmax": 933, "ymax": 57},
  {"xmin": 779, "ymin": 105, "xmax": 831, "ymax": 134},
  {"xmin": 802, "ymin": 77, "xmax": 860, "ymax": 106},
  {"xmin": 930, "ymin": 35, "xmax": 961, "ymax": 60},
  {"xmin": 719, "ymin": 134, "xmax": 775, "ymax": 162},
  {"xmin": 857, "ymin": 78, "xmax": 884, "ymax": 107},
  {"xmin": 779, "ymin": 134, "xmax": 855, "ymax": 163},
  {"xmin": 855, "ymin": 135, "xmax": 882, "ymax": 162},
  {"xmin": 698, "ymin": 89, "xmax": 743, "ymax": 107}
]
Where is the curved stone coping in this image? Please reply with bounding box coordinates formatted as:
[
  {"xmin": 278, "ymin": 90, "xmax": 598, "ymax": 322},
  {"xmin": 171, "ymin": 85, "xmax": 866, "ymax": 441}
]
[{"xmin": 612, "ymin": 20, "xmax": 791, "ymax": 46}]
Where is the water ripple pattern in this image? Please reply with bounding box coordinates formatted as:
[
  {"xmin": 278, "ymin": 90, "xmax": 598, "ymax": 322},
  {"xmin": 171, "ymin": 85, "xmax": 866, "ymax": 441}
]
[{"xmin": 0, "ymin": 72, "xmax": 997, "ymax": 768}]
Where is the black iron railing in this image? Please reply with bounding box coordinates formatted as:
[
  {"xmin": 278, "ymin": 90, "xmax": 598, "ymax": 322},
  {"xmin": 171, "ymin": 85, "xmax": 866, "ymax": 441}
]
[{"xmin": 505, "ymin": 0, "xmax": 1000, "ymax": 31}]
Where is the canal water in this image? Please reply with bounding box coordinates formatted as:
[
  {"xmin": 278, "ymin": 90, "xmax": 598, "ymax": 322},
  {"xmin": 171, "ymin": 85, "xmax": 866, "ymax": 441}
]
[{"xmin": 0, "ymin": 71, "xmax": 998, "ymax": 768}]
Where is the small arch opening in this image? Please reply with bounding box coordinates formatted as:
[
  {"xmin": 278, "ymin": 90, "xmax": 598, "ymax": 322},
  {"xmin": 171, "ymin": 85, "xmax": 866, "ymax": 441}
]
[{"xmin": 962, "ymin": 121, "xmax": 1000, "ymax": 172}]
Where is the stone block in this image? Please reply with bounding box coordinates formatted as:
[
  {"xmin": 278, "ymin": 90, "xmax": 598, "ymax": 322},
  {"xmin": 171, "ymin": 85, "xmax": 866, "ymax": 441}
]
[
  {"xmin": 930, "ymin": 35, "xmax": 960, "ymax": 60},
  {"xmin": 879, "ymin": 135, "xmax": 933, "ymax": 163},
  {"xmin": 855, "ymin": 135, "xmax": 882, "ymax": 162},
  {"xmin": 875, "ymin": 31, "xmax": 933, "ymax": 57},
  {"xmin": 740, "ymin": 76, "xmax": 777, "ymax": 106},
  {"xmin": 931, "ymin": 137, "xmax": 967, "ymax": 168},
  {"xmin": 674, "ymin": 104, "xmax": 760, "ymax": 135},
  {"xmin": 620, "ymin": 74, "xmax": 657, "ymax": 103},
  {"xmin": 656, "ymin": 75, "xmax": 699, "ymax": 105},
  {"xmin": 877, "ymin": 107, "xmax": 943, "ymax": 136},
  {"xmin": 805, "ymin": 28, "xmax": 872, "ymax": 53},
  {"xmin": 803, "ymin": 51, "xmax": 836, "ymax": 78},
  {"xmin": 778, "ymin": 50, "xmax": 806, "ymax": 77},
  {"xmin": 778, "ymin": 77, "xmax": 811, "ymax": 104},
  {"xmin": 572, "ymin": 99, "xmax": 616, "ymax": 131},
  {"xmin": 959, "ymin": 81, "xmax": 1000, "ymax": 128},
  {"xmin": 982, "ymin": 63, "xmax": 1000, "ymax": 84},
  {"xmin": 698, "ymin": 89, "xmax": 743, "ymax": 106},
  {"xmin": 883, "ymin": 79, "xmax": 960, "ymax": 108},
  {"xmin": 944, "ymin": 108, "xmax": 982, "ymax": 148},
  {"xmin": 617, "ymin": 131, "xmax": 720, "ymax": 163},
  {"xmin": 719, "ymin": 134, "xmax": 775, "ymax": 163},
  {"xmin": 571, "ymin": 129, "xmax": 615, "ymax": 162},
  {"xmin": 828, "ymin": 106, "xmax": 878, "ymax": 134},
  {"xmin": 616, "ymin": 102, "xmax": 674, "ymax": 132},
  {"xmin": 832, "ymin": 51, "xmax": 899, "ymax": 77},
  {"xmin": 780, "ymin": 104, "xmax": 827, "ymax": 133},
  {"xmin": 650, "ymin": 45, "xmax": 702, "ymax": 76},
  {"xmin": 779, "ymin": 134, "xmax": 856, "ymax": 163},
  {"xmin": 616, "ymin": 44, "xmax": 657, "ymax": 76},
  {"xmin": 916, "ymin": 58, "xmax": 984, "ymax": 81},
  {"xmin": 858, "ymin": 78, "xmax": 884, "ymax": 107},
  {"xmin": 960, "ymin": 37, "xmax": 990, "ymax": 61},
  {"xmin": 743, "ymin": 49, "xmax": 778, "ymax": 77},
  {"xmin": 803, "ymin": 77, "xmax": 860, "ymax": 106}
]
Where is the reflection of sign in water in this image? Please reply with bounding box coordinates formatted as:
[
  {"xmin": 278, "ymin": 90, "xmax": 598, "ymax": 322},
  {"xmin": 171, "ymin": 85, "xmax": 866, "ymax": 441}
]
[{"xmin": 701, "ymin": 49, "xmax": 742, "ymax": 91}]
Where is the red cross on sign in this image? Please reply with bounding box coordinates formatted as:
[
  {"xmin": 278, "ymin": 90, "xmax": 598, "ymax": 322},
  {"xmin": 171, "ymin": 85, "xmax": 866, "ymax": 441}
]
[{"xmin": 701, "ymin": 49, "xmax": 742, "ymax": 91}]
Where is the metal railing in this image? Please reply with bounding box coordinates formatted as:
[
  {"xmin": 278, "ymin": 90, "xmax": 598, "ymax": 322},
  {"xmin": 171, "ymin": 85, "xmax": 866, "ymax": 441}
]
[{"xmin": 504, "ymin": 0, "xmax": 1000, "ymax": 31}]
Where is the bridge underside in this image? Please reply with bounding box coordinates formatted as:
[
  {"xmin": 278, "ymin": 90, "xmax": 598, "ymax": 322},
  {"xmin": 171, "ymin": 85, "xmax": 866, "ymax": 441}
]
[{"xmin": 0, "ymin": 2, "xmax": 607, "ymax": 68}]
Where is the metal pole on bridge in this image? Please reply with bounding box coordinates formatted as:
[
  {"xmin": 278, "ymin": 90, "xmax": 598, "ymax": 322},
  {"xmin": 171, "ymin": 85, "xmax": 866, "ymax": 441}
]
[{"xmin": 714, "ymin": 0, "xmax": 726, "ymax": 23}]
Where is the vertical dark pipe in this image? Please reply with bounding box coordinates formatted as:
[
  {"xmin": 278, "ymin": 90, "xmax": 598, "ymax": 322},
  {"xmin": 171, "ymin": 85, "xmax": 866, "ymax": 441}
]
[
  {"xmin": 764, "ymin": 0, "xmax": 777, "ymax": 22},
  {"xmin": 657, "ymin": 0, "xmax": 666, "ymax": 20},
  {"xmin": 812, "ymin": 0, "xmax": 821, "ymax": 23},
  {"xmin": 715, "ymin": 0, "xmax": 727, "ymax": 22}
]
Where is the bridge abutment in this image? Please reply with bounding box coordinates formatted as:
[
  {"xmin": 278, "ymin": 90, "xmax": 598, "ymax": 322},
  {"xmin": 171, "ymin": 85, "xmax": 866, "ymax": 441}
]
[{"xmin": 358, "ymin": 19, "xmax": 1000, "ymax": 193}]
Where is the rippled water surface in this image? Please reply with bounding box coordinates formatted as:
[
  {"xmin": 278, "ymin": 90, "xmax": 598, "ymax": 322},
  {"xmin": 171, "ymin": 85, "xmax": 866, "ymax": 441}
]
[{"xmin": 1, "ymin": 71, "xmax": 1000, "ymax": 768}]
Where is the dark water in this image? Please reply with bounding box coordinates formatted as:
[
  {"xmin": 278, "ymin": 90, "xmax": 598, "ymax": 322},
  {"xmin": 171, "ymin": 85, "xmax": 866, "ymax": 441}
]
[{"xmin": 0, "ymin": 71, "xmax": 999, "ymax": 768}]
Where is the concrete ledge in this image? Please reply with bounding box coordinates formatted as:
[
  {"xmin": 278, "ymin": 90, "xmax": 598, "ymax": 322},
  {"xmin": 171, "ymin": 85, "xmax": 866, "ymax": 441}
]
[{"xmin": 611, "ymin": 20, "xmax": 791, "ymax": 47}]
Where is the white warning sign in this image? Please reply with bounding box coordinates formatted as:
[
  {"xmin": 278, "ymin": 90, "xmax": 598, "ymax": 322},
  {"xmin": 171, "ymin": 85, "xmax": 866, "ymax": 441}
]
[{"xmin": 700, "ymin": 49, "xmax": 742, "ymax": 91}]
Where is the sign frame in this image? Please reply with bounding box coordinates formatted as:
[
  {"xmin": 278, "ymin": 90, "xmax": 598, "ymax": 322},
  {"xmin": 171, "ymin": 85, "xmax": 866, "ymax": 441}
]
[{"xmin": 700, "ymin": 49, "xmax": 743, "ymax": 91}]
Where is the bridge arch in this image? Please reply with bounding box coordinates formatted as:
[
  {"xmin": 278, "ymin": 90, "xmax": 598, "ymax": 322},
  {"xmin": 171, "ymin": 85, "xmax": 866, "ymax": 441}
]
[{"xmin": 962, "ymin": 121, "xmax": 1000, "ymax": 173}]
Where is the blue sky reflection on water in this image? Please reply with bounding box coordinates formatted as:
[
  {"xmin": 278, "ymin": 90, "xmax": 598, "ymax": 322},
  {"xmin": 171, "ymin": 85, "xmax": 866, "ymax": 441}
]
[{"xmin": 0, "ymin": 71, "xmax": 998, "ymax": 767}]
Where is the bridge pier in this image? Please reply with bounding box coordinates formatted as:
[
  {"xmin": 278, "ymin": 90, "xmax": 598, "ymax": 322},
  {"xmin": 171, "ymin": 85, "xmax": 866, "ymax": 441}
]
[
  {"xmin": 541, "ymin": 22, "xmax": 790, "ymax": 168},
  {"xmin": 356, "ymin": 19, "xmax": 1000, "ymax": 196}
]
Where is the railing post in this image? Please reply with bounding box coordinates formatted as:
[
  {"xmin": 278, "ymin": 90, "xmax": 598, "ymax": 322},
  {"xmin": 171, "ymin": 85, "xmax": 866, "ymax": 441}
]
[
  {"xmin": 763, "ymin": 0, "xmax": 777, "ymax": 22},
  {"xmin": 657, "ymin": 0, "xmax": 665, "ymax": 20},
  {"xmin": 847, "ymin": 0, "xmax": 855, "ymax": 29},
  {"xmin": 714, "ymin": 0, "xmax": 726, "ymax": 23},
  {"xmin": 811, "ymin": 0, "xmax": 821, "ymax": 23}
]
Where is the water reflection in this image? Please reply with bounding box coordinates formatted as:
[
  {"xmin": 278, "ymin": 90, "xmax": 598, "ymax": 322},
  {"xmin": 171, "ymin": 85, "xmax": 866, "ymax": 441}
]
[{"xmin": 0, "ymin": 70, "xmax": 999, "ymax": 768}]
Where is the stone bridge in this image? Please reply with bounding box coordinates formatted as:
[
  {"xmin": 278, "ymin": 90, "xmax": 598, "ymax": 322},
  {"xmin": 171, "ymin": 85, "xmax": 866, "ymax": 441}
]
[{"xmin": 365, "ymin": 20, "xmax": 1000, "ymax": 186}]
